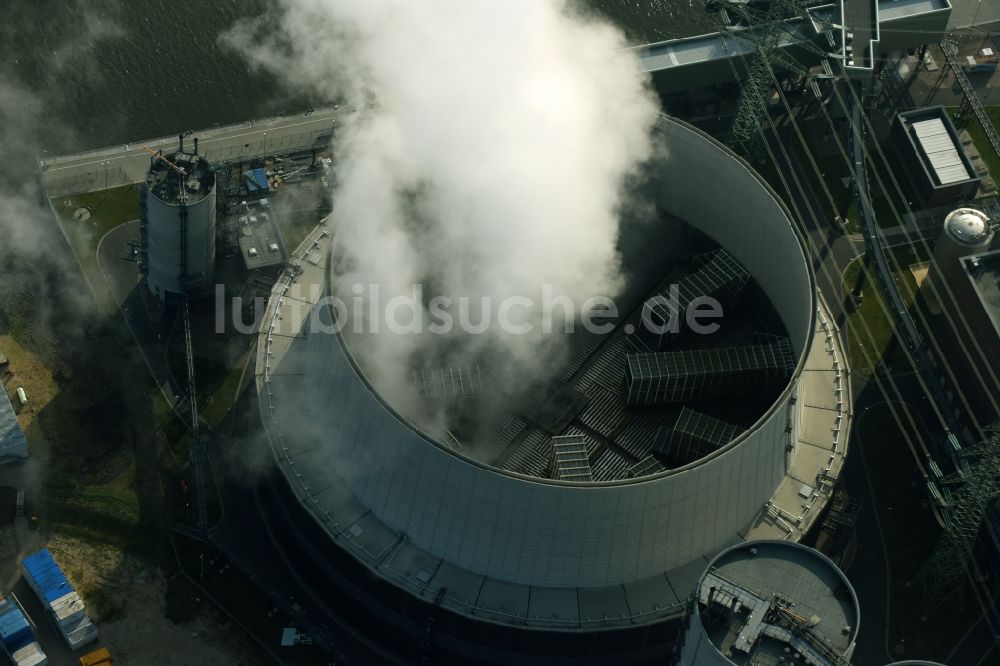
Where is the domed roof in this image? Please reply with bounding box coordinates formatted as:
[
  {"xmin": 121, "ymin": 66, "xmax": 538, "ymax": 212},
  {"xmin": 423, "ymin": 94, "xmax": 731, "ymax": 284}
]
[{"xmin": 944, "ymin": 207, "xmax": 992, "ymax": 246}]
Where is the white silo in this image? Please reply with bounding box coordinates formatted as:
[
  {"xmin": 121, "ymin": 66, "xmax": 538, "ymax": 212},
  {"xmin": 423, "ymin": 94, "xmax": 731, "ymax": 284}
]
[
  {"xmin": 677, "ymin": 540, "xmax": 860, "ymax": 666},
  {"xmin": 140, "ymin": 136, "xmax": 217, "ymax": 301}
]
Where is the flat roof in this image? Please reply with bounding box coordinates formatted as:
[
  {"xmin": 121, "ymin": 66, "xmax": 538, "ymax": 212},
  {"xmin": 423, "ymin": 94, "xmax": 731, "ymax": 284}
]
[
  {"xmin": 963, "ymin": 250, "xmax": 1000, "ymax": 340},
  {"xmin": 897, "ymin": 107, "xmax": 979, "ymax": 190},
  {"xmin": 912, "ymin": 118, "xmax": 974, "ymax": 184},
  {"xmin": 878, "ymin": 0, "xmax": 950, "ymax": 22},
  {"xmin": 236, "ymin": 199, "xmax": 287, "ymax": 270}
]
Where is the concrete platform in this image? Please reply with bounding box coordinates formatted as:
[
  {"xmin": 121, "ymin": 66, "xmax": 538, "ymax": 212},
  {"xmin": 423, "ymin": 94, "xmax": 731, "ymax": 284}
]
[{"xmin": 747, "ymin": 294, "xmax": 852, "ymax": 542}]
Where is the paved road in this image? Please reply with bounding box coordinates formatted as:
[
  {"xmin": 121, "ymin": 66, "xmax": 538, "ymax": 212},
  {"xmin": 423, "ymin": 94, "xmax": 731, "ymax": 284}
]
[{"xmin": 40, "ymin": 108, "xmax": 340, "ymax": 198}]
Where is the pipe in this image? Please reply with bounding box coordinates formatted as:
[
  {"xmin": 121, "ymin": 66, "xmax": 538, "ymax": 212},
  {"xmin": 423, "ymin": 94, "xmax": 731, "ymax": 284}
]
[
  {"xmin": 193, "ymin": 137, "xmax": 199, "ymax": 155},
  {"xmin": 179, "ymin": 134, "xmax": 184, "ymax": 153}
]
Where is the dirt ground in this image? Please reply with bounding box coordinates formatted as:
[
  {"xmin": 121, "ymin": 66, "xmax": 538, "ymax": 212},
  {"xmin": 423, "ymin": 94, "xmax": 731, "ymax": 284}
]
[
  {"xmin": 0, "ymin": 525, "xmax": 267, "ymax": 665},
  {"xmin": 54, "ymin": 535, "xmax": 266, "ymax": 666}
]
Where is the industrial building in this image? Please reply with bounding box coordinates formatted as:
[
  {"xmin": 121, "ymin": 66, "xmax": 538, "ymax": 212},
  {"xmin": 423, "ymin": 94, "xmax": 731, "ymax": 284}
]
[
  {"xmin": 0, "ymin": 387, "xmax": 27, "ymax": 462},
  {"xmin": 236, "ymin": 198, "xmax": 287, "ymax": 271},
  {"xmin": 254, "ymin": 115, "xmax": 853, "ymax": 664},
  {"xmin": 0, "ymin": 596, "xmax": 46, "ymax": 666},
  {"xmin": 889, "ymin": 107, "xmax": 981, "ymax": 208},
  {"xmin": 21, "ymin": 550, "xmax": 97, "ymax": 651},
  {"xmin": 139, "ymin": 137, "xmax": 217, "ymax": 302},
  {"xmin": 677, "ymin": 540, "xmax": 859, "ymax": 666},
  {"xmin": 923, "ymin": 207, "xmax": 1000, "ymax": 423}
]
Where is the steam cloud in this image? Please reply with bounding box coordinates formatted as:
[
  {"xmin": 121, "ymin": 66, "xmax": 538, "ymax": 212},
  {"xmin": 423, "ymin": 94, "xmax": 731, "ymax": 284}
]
[{"xmin": 224, "ymin": 1, "xmax": 660, "ymax": 441}]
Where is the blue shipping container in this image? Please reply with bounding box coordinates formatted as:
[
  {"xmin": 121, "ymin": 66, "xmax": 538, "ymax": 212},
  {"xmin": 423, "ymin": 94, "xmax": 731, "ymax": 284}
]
[
  {"xmin": 0, "ymin": 598, "xmax": 35, "ymax": 654},
  {"xmin": 22, "ymin": 550, "xmax": 74, "ymax": 604}
]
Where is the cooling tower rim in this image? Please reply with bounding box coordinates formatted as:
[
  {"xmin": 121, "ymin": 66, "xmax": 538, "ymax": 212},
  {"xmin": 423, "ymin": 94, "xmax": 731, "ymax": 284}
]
[{"xmin": 319, "ymin": 114, "xmax": 816, "ymax": 488}]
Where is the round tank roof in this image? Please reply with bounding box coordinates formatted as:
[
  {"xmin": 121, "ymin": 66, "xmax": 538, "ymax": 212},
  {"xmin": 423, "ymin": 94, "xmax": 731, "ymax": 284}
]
[
  {"xmin": 944, "ymin": 207, "xmax": 992, "ymax": 247},
  {"xmin": 696, "ymin": 540, "xmax": 860, "ymax": 661}
]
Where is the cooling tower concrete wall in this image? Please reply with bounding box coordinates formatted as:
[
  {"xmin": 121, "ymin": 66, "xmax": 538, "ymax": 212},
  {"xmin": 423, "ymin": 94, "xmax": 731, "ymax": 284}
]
[{"xmin": 291, "ymin": 115, "xmax": 816, "ymax": 588}]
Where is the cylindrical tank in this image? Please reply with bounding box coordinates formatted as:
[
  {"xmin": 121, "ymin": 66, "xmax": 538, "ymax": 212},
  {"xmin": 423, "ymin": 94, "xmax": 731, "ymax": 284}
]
[
  {"xmin": 142, "ymin": 147, "xmax": 217, "ymax": 301},
  {"xmin": 677, "ymin": 540, "xmax": 860, "ymax": 666},
  {"xmin": 932, "ymin": 207, "xmax": 993, "ymax": 290}
]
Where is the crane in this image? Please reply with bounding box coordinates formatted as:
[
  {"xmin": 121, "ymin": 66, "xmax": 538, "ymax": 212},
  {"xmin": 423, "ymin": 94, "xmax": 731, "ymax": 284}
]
[{"xmin": 141, "ymin": 144, "xmax": 187, "ymax": 176}]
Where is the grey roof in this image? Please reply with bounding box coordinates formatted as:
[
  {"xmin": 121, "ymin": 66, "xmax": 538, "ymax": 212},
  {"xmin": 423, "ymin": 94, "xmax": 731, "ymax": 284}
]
[
  {"xmin": 945, "ymin": 208, "xmax": 992, "ymax": 246},
  {"xmin": 877, "ymin": 0, "xmax": 950, "ymax": 22},
  {"xmin": 964, "ymin": 250, "xmax": 1000, "ymax": 340},
  {"xmin": 0, "ymin": 388, "xmax": 27, "ymax": 460},
  {"xmin": 911, "ymin": 118, "xmax": 974, "ymax": 184}
]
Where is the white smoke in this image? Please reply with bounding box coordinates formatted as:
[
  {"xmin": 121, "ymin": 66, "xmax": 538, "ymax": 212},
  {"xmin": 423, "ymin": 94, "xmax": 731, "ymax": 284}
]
[{"xmin": 224, "ymin": 0, "xmax": 660, "ymax": 437}]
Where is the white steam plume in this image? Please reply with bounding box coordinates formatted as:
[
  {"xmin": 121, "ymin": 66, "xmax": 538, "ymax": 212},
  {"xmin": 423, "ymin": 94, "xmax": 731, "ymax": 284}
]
[{"xmin": 224, "ymin": 1, "xmax": 660, "ymax": 438}]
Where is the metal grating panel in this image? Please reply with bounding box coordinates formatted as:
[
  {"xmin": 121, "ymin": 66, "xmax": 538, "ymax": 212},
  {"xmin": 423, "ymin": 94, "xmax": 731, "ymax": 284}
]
[
  {"xmin": 613, "ymin": 409, "xmax": 679, "ymax": 460},
  {"xmin": 549, "ymin": 434, "xmax": 594, "ymax": 482},
  {"xmin": 500, "ymin": 429, "xmax": 549, "ymax": 477},
  {"xmin": 576, "ymin": 338, "xmax": 627, "ymax": 393},
  {"xmin": 654, "ymin": 407, "xmax": 741, "ymax": 465},
  {"xmin": 560, "ymin": 327, "xmax": 616, "ymax": 382},
  {"xmin": 561, "ymin": 426, "xmax": 603, "ymax": 458},
  {"xmin": 577, "ymin": 386, "xmax": 627, "ymax": 438},
  {"xmin": 591, "ymin": 448, "xmax": 636, "ymax": 481},
  {"xmin": 624, "ymin": 338, "xmax": 795, "ymax": 405},
  {"xmin": 413, "ymin": 366, "xmax": 483, "ymax": 400},
  {"xmin": 640, "ymin": 250, "xmax": 750, "ymax": 350},
  {"xmin": 496, "ymin": 416, "xmax": 528, "ymax": 449},
  {"xmin": 626, "ymin": 455, "xmax": 666, "ymax": 478}
]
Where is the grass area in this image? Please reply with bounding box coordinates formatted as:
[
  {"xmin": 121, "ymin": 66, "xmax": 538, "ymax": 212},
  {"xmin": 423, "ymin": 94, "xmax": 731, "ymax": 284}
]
[
  {"xmin": 41, "ymin": 476, "xmax": 161, "ymax": 561},
  {"xmin": 50, "ymin": 184, "xmax": 140, "ymax": 306},
  {"xmin": 949, "ymin": 105, "xmax": 1000, "ymax": 181},
  {"xmin": 841, "ymin": 243, "xmax": 929, "ymax": 376},
  {"xmin": 199, "ymin": 362, "xmax": 245, "ymax": 429},
  {"xmin": 0, "ymin": 240, "xmax": 186, "ymax": 564},
  {"xmin": 61, "ymin": 185, "xmax": 141, "ymax": 238},
  {"xmin": 167, "ymin": 346, "xmax": 247, "ymax": 431},
  {"xmin": 858, "ymin": 402, "xmax": 981, "ymax": 660}
]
